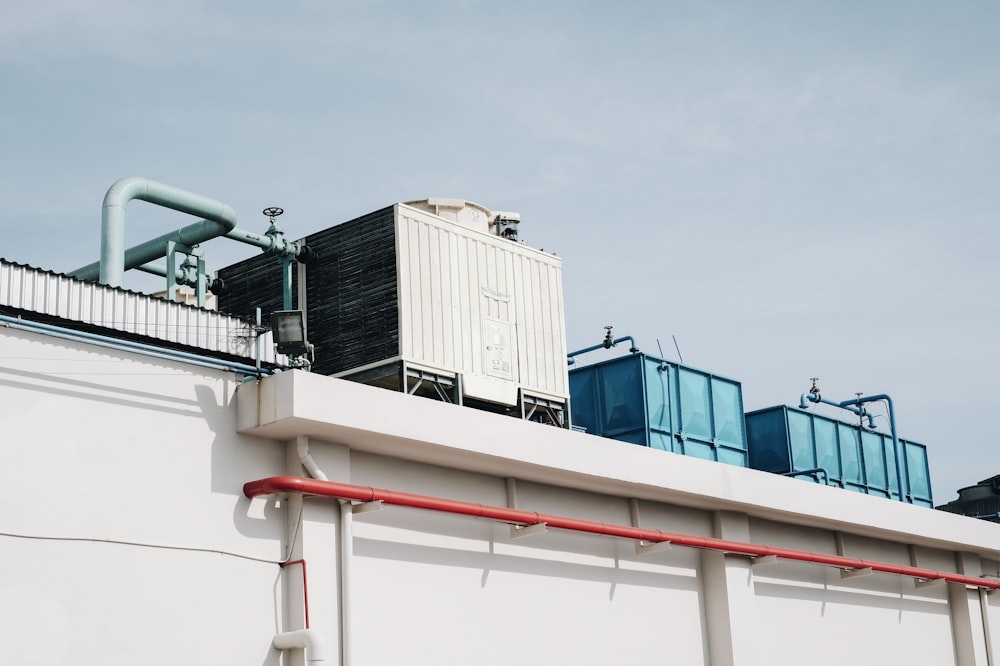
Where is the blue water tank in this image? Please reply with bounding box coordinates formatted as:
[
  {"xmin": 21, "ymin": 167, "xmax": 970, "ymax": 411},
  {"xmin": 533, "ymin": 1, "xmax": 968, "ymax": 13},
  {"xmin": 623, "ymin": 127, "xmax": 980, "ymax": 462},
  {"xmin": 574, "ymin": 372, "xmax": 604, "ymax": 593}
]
[
  {"xmin": 569, "ymin": 353, "xmax": 748, "ymax": 467},
  {"xmin": 745, "ymin": 406, "xmax": 933, "ymax": 506}
]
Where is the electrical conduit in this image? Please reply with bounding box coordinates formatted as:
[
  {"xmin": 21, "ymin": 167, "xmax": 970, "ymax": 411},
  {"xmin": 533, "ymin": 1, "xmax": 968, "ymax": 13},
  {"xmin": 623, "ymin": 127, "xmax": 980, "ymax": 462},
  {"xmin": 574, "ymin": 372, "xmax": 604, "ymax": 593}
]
[{"xmin": 244, "ymin": 475, "xmax": 1000, "ymax": 590}]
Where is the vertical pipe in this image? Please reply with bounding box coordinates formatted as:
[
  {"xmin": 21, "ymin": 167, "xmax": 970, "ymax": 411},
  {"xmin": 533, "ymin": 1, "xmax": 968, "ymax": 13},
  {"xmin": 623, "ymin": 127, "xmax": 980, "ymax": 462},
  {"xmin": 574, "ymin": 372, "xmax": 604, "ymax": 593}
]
[
  {"xmin": 884, "ymin": 397, "xmax": 905, "ymax": 503},
  {"xmin": 166, "ymin": 241, "xmax": 179, "ymax": 302},
  {"xmin": 982, "ymin": 588, "xmax": 995, "ymax": 666},
  {"xmin": 195, "ymin": 254, "xmax": 206, "ymax": 308},
  {"xmin": 297, "ymin": 260, "xmax": 309, "ymax": 333},
  {"xmin": 841, "ymin": 395, "xmax": 904, "ymax": 503},
  {"xmin": 255, "ymin": 308, "xmax": 262, "ymax": 376},
  {"xmin": 340, "ymin": 501, "xmax": 353, "ymax": 666},
  {"xmin": 282, "ymin": 255, "xmax": 295, "ymax": 311}
]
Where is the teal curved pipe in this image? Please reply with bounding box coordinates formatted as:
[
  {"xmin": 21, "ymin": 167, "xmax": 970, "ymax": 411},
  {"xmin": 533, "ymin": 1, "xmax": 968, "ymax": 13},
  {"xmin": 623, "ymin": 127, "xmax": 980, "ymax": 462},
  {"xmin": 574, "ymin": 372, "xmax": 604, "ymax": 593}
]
[{"xmin": 69, "ymin": 177, "xmax": 238, "ymax": 287}]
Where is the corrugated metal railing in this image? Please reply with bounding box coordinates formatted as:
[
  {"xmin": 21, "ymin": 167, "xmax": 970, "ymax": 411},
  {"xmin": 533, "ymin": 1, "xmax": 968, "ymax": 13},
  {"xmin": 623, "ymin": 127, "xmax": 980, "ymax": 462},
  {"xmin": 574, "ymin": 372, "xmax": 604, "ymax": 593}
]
[{"xmin": 0, "ymin": 259, "xmax": 274, "ymax": 362}]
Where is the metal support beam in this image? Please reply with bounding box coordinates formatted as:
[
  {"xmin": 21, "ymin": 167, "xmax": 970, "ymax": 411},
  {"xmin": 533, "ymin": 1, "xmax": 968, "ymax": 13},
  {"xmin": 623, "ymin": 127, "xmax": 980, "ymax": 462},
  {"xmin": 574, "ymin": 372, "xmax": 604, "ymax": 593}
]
[
  {"xmin": 635, "ymin": 540, "xmax": 673, "ymax": 556},
  {"xmin": 353, "ymin": 500, "xmax": 384, "ymax": 514},
  {"xmin": 840, "ymin": 567, "xmax": 873, "ymax": 579},
  {"xmin": 510, "ymin": 523, "xmax": 547, "ymax": 540}
]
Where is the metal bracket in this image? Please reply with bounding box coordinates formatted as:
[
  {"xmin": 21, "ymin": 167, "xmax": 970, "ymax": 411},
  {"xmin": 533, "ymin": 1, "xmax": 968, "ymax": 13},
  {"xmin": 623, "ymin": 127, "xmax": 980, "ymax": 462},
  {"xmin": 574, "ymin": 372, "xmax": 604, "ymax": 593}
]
[
  {"xmin": 628, "ymin": 500, "xmax": 673, "ymax": 556},
  {"xmin": 510, "ymin": 523, "xmax": 547, "ymax": 540},
  {"xmin": 914, "ymin": 577, "xmax": 946, "ymax": 589},
  {"xmin": 352, "ymin": 500, "xmax": 384, "ymax": 514},
  {"xmin": 635, "ymin": 541, "xmax": 673, "ymax": 556},
  {"xmin": 752, "ymin": 555, "xmax": 778, "ymax": 567},
  {"xmin": 840, "ymin": 567, "xmax": 873, "ymax": 579}
]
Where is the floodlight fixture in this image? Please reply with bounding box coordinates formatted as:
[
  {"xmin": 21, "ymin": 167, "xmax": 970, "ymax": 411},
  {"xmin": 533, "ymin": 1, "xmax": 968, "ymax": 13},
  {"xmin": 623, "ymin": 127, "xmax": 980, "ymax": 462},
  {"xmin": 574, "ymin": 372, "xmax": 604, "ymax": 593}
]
[{"xmin": 270, "ymin": 310, "xmax": 313, "ymax": 366}]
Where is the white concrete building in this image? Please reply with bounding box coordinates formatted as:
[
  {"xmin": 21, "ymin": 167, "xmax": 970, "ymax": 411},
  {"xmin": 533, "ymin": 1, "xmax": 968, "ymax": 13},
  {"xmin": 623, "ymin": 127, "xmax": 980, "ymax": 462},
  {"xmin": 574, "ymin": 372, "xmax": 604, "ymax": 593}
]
[{"xmin": 1, "ymin": 186, "xmax": 999, "ymax": 665}]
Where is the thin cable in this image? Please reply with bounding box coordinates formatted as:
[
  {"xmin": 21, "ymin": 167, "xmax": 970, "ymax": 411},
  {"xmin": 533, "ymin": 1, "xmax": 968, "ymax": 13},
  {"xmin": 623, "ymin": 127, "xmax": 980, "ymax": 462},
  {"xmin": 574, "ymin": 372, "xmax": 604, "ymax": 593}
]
[
  {"xmin": 0, "ymin": 530, "xmax": 282, "ymax": 565},
  {"xmin": 285, "ymin": 498, "xmax": 304, "ymax": 561}
]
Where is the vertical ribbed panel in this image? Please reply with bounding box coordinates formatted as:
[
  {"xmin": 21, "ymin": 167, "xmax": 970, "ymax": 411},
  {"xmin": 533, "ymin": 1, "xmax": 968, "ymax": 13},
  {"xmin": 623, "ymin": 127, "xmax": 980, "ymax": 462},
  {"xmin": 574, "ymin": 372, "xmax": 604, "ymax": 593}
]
[
  {"xmin": 396, "ymin": 206, "xmax": 567, "ymax": 401},
  {"xmin": 0, "ymin": 259, "xmax": 271, "ymax": 361}
]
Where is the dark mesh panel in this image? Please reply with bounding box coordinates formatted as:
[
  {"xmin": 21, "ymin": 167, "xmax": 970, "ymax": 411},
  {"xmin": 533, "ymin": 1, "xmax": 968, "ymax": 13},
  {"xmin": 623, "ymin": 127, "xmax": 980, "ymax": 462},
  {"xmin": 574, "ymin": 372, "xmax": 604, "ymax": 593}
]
[
  {"xmin": 217, "ymin": 205, "xmax": 398, "ymax": 376},
  {"xmin": 303, "ymin": 206, "xmax": 398, "ymax": 375}
]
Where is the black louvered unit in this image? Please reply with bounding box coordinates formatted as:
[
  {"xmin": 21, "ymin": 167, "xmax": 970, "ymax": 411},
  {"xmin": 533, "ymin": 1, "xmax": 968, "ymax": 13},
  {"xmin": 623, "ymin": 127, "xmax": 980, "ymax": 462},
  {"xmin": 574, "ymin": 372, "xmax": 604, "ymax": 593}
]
[{"xmin": 217, "ymin": 205, "xmax": 397, "ymax": 377}]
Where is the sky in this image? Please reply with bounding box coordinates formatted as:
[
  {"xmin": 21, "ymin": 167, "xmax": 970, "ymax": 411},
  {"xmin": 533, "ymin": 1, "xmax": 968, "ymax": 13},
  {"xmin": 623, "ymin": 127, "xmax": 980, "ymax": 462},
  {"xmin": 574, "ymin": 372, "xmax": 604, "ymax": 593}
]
[{"xmin": 2, "ymin": 0, "xmax": 998, "ymax": 504}]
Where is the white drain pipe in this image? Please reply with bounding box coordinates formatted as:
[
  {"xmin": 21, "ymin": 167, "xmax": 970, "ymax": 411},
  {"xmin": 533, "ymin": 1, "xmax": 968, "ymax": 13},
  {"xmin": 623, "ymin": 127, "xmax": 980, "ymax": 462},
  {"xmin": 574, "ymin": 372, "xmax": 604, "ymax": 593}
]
[
  {"xmin": 340, "ymin": 500, "xmax": 354, "ymax": 666},
  {"xmin": 273, "ymin": 628, "xmax": 327, "ymax": 664},
  {"xmin": 296, "ymin": 435, "xmax": 328, "ymax": 481}
]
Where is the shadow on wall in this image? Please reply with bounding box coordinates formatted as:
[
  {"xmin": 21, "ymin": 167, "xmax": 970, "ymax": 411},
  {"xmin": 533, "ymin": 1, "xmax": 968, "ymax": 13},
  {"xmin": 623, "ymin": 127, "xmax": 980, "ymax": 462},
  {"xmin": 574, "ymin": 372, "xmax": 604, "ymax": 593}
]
[
  {"xmin": 353, "ymin": 531, "xmax": 700, "ymax": 595},
  {"xmin": 0, "ymin": 363, "xmax": 204, "ymax": 417},
  {"xmin": 196, "ymin": 382, "xmax": 286, "ymax": 540}
]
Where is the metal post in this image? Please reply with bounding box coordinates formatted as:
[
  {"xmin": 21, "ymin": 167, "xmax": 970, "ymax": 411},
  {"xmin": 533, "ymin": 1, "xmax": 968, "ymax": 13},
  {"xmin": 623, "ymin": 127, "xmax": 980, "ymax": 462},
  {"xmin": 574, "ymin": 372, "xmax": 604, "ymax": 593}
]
[{"xmin": 281, "ymin": 254, "xmax": 294, "ymax": 311}]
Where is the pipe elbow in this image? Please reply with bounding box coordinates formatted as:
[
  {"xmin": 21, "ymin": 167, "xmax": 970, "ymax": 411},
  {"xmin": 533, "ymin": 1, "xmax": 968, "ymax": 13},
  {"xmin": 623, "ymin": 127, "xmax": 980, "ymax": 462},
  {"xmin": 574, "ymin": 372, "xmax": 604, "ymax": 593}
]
[
  {"xmin": 105, "ymin": 176, "xmax": 238, "ymax": 230},
  {"xmin": 273, "ymin": 629, "xmax": 327, "ymax": 663},
  {"xmin": 799, "ymin": 392, "xmax": 817, "ymax": 409},
  {"xmin": 102, "ymin": 176, "xmax": 150, "ymax": 210},
  {"xmin": 297, "ymin": 437, "xmax": 328, "ymax": 481}
]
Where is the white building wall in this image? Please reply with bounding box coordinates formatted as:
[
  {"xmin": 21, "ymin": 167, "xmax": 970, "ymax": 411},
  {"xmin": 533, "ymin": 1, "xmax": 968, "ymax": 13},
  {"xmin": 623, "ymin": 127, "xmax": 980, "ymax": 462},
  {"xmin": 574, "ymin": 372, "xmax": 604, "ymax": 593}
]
[
  {"xmin": 4, "ymin": 325, "xmax": 1000, "ymax": 665},
  {"xmin": 0, "ymin": 328, "xmax": 286, "ymax": 664},
  {"xmin": 344, "ymin": 453, "xmax": 708, "ymax": 664},
  {"xmin": 241, "ymin": 371, "xmax": 1000, "ymax": 666}
]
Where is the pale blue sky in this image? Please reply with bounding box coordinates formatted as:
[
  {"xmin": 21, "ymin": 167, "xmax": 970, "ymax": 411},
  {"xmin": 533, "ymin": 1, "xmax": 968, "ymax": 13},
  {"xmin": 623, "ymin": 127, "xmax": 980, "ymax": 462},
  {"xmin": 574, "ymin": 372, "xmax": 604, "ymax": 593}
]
[{"xmin": 3, "ymin": 1, "xmax": 998, "ymax": 504}]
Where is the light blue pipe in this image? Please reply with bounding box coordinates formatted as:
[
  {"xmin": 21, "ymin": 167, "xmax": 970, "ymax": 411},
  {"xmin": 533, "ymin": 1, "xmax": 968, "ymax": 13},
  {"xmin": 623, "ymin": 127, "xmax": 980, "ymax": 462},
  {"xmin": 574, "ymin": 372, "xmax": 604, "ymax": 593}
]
[
  {"xmin": 784, "ymin": 468, "xmax": 832, "ymax": 486},
  {"xmin": 67, "ymin": 177, "xmax": 238, "ymax": 287},
  {"xmin": 841, "ymin": 394, "xmax": 905, "ymax": 503},
  {"xmin": 135, "ymin": 260, "xmax": 202, "ymax": 287},
  {"xmin": 0, "ymin": 314, "xmax": 269, "ymax": 377},
  {"xmin": 800, "ymin": 391, "xmax": 905, "ymax": 502},
  {"xmin": 223, "ymin": 227, "xmax": 302, "ymax": 310},
  {"xmin": 567, "ymin": 336, "xmax": 640, "ymax": 365},
  {"xmin": 799, "ymin": 392, "xmax": 876, "ymax": 428},
  {"xmin": 76, "ymin": 219, "xmax": 302, "ymax": 289},
  {"xmin": 225, "ymin": 227, "xmax": 296, "ymax": 254}
]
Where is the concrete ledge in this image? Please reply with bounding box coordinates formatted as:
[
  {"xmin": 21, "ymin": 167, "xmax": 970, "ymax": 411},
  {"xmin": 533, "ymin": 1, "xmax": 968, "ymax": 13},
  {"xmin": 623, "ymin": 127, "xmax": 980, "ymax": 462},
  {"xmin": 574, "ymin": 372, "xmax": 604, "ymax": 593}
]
[{"xmin": 236, "ymin": 370, "xmax": 1000, "ymax": 556}]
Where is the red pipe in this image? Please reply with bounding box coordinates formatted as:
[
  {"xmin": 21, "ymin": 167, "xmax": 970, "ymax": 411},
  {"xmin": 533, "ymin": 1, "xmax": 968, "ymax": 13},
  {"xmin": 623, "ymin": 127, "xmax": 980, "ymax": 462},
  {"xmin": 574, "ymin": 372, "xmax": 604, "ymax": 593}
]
[
  {"xmin": 245, "ymin": 475, "xmax": 1000, "ymax": 590},
  {"xmin": 279, "ymin": 559, "xmax": 310, "ymax": 629}
]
